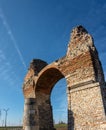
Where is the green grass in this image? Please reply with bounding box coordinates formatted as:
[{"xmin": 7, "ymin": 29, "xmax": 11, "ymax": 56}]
[
  {"xmin": 0, "ymin": 126, "xmax": 22, "ymax": 130},
  {"xmin": 0, "ymin": 124, "xmax": 67, "ymax": 130},
  {"xmin": 54, "ymin": 123, "xmax": 67, "ymax": 128}
]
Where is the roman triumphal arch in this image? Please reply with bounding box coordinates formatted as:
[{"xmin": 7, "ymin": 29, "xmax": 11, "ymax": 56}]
[{"xmin": 23, "ymin": 26, "xmax": 106, "ymax": 130}]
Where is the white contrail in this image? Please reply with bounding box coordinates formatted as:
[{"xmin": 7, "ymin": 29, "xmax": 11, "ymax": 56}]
[{"xmin": 0, "ymin": 8, "xmax": 27, "ymax": 69}]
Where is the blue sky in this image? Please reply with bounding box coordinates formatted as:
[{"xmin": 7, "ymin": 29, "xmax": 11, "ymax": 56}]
[{"xmin": 0, "ymin": 0, "xmax": 106, "ymax": 126}]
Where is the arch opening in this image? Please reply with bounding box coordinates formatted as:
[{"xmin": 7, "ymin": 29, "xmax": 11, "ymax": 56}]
[
  {"xmin": 35, "ymin": 68, "xmax": 67, "ymax": 130},
  {"xmin": 51, "ymin": 78, "xmax": 67, "ymax": 126}
]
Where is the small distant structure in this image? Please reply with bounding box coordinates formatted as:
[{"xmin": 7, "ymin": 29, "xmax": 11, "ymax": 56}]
[
  {"xmin": 0, "ymin": 109, "xmax": 1, "ymax": 126},
  {"xmin": 3, "ymin": 108, "xmax": 9, "ymax": 127},
  {"xmin": 23, "ymin": 26, "xmax": 106, "ymax": 130}
]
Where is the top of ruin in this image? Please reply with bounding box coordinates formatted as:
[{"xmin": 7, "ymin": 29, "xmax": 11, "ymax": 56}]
[
  {"xmin": 29, "ymin": 59, "xmax": 48, "ymax": 73},
  {"xmin": 67, "ymin": 25, "xmax": 94, "ymax": 58},
  {"xmin": 71, "ymin": 25, "xmax": 88, "ymax": 39}
]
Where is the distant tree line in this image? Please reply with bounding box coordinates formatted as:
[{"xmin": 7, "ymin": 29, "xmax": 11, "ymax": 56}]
[{"xmin": 58, "ymin": 121, "xmax": 66, "ymax": 124}]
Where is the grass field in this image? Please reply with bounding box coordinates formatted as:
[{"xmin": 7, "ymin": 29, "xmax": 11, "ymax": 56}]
[
  {"xmin": 55, "ymin": 123, "xmax": 67, "ymax": 128},
  {"xmin": 56, "ymin": 127, "xmax": 67, "ymax": 129},
  {"xmin": 54, "ymin": 123, "xmax": 67, "ymax": 130},
  {"xmin": 0, "ymin": 124, "xmax": 67, "ymax": 130},
  {"xmin": 0, "ymin": 126, "xmax": 22, "ymax": 130}
]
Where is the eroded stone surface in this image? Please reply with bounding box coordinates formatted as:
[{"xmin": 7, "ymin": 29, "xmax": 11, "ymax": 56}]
[{"xmin": 23, "ymin": 25, "xmax": 106, "ymax": 130}]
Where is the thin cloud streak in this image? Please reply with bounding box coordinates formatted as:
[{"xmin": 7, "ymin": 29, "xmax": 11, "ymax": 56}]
[
  {"xmin": 0, "ymin": 49, "xmax": 22, "ymax": 91},
  {"xmin": 0, "ymin": 8, "xmax": 27, "ymax": 69}
]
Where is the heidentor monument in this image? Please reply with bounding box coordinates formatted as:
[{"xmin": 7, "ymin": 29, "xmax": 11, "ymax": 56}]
[{"xmin": 23, "ymin": 25, "xmax": 106, "ymax": 130}]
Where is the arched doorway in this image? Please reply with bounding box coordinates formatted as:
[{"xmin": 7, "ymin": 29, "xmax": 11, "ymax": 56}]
[
  {"xmin": 51, "ymin": 78, "xmax": 67, "ymax": 126},
  {"xmin": 35, "ymin": 67, "xmax": 66, "ymax": 130}
]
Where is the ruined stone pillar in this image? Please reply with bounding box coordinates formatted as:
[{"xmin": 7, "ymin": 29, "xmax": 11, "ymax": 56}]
[
  {"xmin": 23, "ymin": 98, "xmax": 39, "ymax": 130},
  {"xmin": 66, "ymin": 25, "xmax": 106, "ymax": 129},
  {"xmin": 36, "ymin": 92, "xmax": 55, "ymax": 130}
]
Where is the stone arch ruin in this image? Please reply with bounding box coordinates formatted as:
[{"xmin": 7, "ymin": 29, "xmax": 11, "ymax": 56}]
[{"xmin": 23, "ymin": 25, "xmax": 106, "ymax": 130}]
